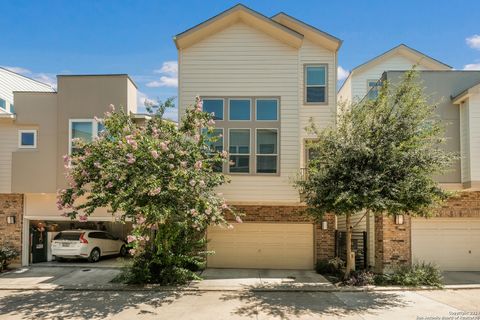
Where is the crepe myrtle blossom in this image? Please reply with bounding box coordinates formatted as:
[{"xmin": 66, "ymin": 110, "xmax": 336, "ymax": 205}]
[
  {"xmin": 78, "ymin": 214, "xmax": 88, "ymax": 222},
  {"xmin": 194, "ymin": 161, "xmax": 202, "ymax": 170},
  {"xmin": 148, "ymin": 187, "xmax": 162, "ymax": 196},
  {"xmin": 160, "ymin": 142, "xmax": 169, "ymax": 151},
  {"xmin": 126, "ymin": 153, "xmax": 136, "ymax": 164},
  {"xmin": 151, "ymin": 150, "xmax": 159, "ymax": 159},
  {"xmin": 127, "ymin": 235, "xmax": 137, "ymax": 243}
]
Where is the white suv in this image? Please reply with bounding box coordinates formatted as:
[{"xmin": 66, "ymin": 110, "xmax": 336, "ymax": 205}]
[{"xmin": 52, "ymin": 230, "xmax": 127, "ymax": 262}]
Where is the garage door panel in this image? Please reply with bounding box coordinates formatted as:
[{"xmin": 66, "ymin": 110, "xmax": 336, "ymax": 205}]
[
  {"xmin": 412, "ymin": 218, "xmax": 480, "ymax": 271},
  {"xmin": 207, "ymin": 223, "xmax": 314, "ymax": 269}
]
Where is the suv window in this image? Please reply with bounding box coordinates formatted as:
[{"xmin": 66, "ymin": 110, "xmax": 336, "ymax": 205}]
[
  {"xmin": 105, "ymin": 233, "xmax": 117, "ymax": 240},
  {"xmin": 54, "ymin": 232, "xmax": 82, "ymax": 241},
  {"xmin": 89, "ymin": 232, "xmax": 107, "ymax": 239}
]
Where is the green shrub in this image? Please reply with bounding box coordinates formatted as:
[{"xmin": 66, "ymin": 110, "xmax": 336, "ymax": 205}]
[
  {"xmin": 343, "ymin": 270, "xmax": 375, "ymax": 286},
  {"xmin": 0, "ymin": 246, "xmax": 19, "ymax": 271},
  {"xmin": 375, "ymin": 262, "xmax": 443, "ymax": 287},
  {"xmin": 316, "ymin": 257, "xmax": 345, "ymax": 277}
]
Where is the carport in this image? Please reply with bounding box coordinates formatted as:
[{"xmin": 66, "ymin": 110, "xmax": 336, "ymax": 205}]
[{"xmin": 22, "ymin": 193, "xmax": 132, "ymax": 266}]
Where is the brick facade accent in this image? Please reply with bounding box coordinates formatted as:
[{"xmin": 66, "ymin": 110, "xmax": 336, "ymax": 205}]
[
  {"xmin": 436, "ymin": 192, "xmax": 480, "ymax": 218},
  {"xmin": 374, "ymin": 214, "xmax": 411, "ymax": 273},
  {"xmin": 230, "ymin": 205, "xmax": 336, "ymax": 264},
  {"xmin": 0, "ymin": 194, "xmax": 23, "ymax": 267}
]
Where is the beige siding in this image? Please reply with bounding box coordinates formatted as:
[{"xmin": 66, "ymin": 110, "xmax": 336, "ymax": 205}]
[
  {"xmin": 351, "ymin": 55, "xmax": 428, "ymax": 101},
  {"xmin": 460, "ymin": 100, "xmax": 471, "ymax": 183},
  {"xmin": 179, "ymin": 22, "xmax": 302, "ymax": 203},
  {"xmin": 337, "ymin": 76, "xmax": 352, "ymax": 105},
  {"xmin": 468, "ymin": 95, "xmax": 480, "ymax": 181},
  {"xmin": 0, "ymin": 122, "xmax": 17, "ymax": 193},
  {"xmin": 336, "ymin": 212, "xmax": 367, "ymax": 232}
]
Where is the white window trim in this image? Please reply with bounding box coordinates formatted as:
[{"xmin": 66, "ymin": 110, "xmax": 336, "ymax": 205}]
[
  {"xmin": 228, "ymin": 98, "xmax": 252, "ymax": 121},
  {"xmin": 255, "ymin": 98, "xmax": 279, "ymax": 122},
  {"xmin": 255, "ymin": 128, "xmax": 279, "ymax": 174},
  {"xmin": 304, "ymin": 64, "xmax": 328, "ymax": 105},
  {"xmin": 228, "ymin": 128, "xmax": 251, "ymax": 174},
  {"xmin": 68, "ymin": 119, "xmax": 102, "ymax": 154},
  {"xmin": 202, "ymin": 98, "xmax": 225, "ymax": 121},
  {"xmin": 18, "ymin": 129, "xmax": 37, "ymax": 149}
]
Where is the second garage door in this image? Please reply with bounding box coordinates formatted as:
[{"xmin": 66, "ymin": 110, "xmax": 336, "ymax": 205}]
[
  {"xmin": 207, "ymin": 223, "xmax": 314, "ymax": 270},
  {"xmin": 412, "ymin": 218, "xmax": 480, "ymax": 271}
]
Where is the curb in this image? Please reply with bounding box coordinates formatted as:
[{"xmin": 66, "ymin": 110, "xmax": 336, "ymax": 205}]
[{"xmin": 1, "ymin": 284, "xmax": 479, "ymax": 292}]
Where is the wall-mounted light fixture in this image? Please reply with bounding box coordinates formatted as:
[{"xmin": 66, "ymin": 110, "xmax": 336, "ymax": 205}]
[
  {"xmin": 321, "ymin": 221, "xmax": 328, "ymax": 230},
  {"xmin": 395, "ymin": 214, "xmax": 404, "ymax": 225},
  {"xmin": 6, "ymin": 216, "xmax": 16, "ymax": 224}
]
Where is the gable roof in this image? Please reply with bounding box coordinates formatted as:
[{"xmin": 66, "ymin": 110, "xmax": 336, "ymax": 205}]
[
  {"xmin": 174, "ymin": 4, "xmax": 304, "ymax": 49},
  {"xmin": 350, "ymin": 44, "xmax": 451, "ymax": 76},
  {"xmin": 452, "ymin": 81, "xmax": 480, "ymax": 104},
  {"xmin": 271, "ymin": 12, "xmax": 342, "ymax": 51}
]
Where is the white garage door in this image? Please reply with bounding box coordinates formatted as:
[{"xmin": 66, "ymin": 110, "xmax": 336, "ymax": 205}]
[
  {"xmin": 207, "ymin": 223, "xmax": 314, "ymax": 269},
  {"xmin": 412, "ymin": 218, "xmax": 480, "ymax": 271}
]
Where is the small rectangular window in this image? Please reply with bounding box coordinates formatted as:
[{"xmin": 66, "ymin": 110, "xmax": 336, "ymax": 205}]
[
  {"xmin": 18, "ymin": 130, "xmax": 37, "ymax": 149},
  {"xmin": 367, "ymin": 79, "xmax": 381, "ymax": 100},
  {"xmin": 305, "ymin": 65, "xmax": 327, "ymax": 103},
  {"xmin": 229, "ymin": 129, "xmax": 250, "ymax": 173},
  {"xmin": 256, "ymin": 129, "xmax": 278, "ymax": 173},
  {"xmin": 229, "ymin": 99, "xmax": 251, "ymax": 121},
  {"xmin": 256, "ymin": 99, "xmax": 278, "ymax": 121},
  {"xmin": 70, "ymin": 120, "xmax": 93, "ymax": 154},
  {"xmin": 203, "ymin": 99, "xmax": 224, "ymax": 120},
  {"xmin": 9, "ymin": 103, "xmax": 14, "ymax": 113},
  {"xmin": 0, "ymin": 98, "xmax": 6, "ymax": 110}
]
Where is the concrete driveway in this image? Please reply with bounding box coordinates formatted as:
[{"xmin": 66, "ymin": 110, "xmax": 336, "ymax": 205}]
[
  {"xmin": 443, "ymin": 271, "xmax": 480, "ymax": 285},
  {"xmin": 33, "ymin": 256, "xmax": 129, "ymax": 268},
  {"xmin": 193, "ymin": 268, "xmax": 333, "ymax": 290}
]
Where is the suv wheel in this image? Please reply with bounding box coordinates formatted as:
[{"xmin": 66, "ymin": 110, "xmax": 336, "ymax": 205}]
[
  {"xmin": 88, "ymin": 248, "xmax": 101, "ymax": 263},
  {"xmin": 119, "ymin": 245, "xmax": 127, "ymax": 257}
]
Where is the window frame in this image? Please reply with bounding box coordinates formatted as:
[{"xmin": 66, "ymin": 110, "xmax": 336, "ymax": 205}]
[
  {"xmin": 304, "ymin": 64, "xmax": 328, "ymax": 105},
  {"xmin": 202, "ymin": 98, "xmax": 225, "ymax": 121},
  {"xmin": 68, "ymin": 119, "xmax": 102, "ymax": 155},
  {"xmin": 228, "ymin": 98, "xmax": 252, "ymax": 121},
  {"xmin": 366, "ymin": 79, "xmax": 381, "ymax": 100},
  {"xmin": 18, "ymin": 129, "xmax": 37, "ymax": 149},
  {"xmin": 255, "ymin": 98, "xmax": 279, "ymax": 122},
  {"xmin": 0, "ymin": 98, "xmax": 6, "ymax": 111},
  {"xmin": 228, "ymin": 128, "xmax": 251, "ymax": 174},
  {"xmin": 255, "ymin": 128, "xmax": 279, "ymax": 174}
]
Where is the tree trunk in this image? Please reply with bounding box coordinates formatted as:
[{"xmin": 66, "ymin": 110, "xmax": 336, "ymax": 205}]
[{"xmin": 344, "ymin": 213, "xmax": 354, "ymax": 278}]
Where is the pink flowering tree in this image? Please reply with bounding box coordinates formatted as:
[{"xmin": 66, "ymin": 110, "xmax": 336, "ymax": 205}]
[{"xmin": 57, "ymin": 98, "xmax": 236, "ymax": 284}]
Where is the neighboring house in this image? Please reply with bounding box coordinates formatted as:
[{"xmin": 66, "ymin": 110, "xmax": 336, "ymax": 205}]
[
  {"xmin": 0, "ymin": 74, "xmax": 138, "ymax": 266},
  {"xmin": 337, "ymin": 44, "xmax": 451, "ymax": 104},
  {"xmin": 0, "ymin": 67, "xmax": 55, "ymax": 116},
  {"xmin": 337, "ymin": 44, "xmax": 480, "ymax": 272},
  {"xmin": 175, "ymin": 4, "xmax": 342, "ymax": 269}
]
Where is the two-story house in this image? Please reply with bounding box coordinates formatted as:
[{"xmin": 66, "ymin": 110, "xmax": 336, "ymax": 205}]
[
  {"xmin": 0, "ymin": 74, "xmax": 139, "ymax": 266},
  {"xmin": 175, "ymin": 4, "xmax": 342, "ymax": 269}
]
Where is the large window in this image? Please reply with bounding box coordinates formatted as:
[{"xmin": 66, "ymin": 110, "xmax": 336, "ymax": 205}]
[
  {"xmin": 367, "ymin": 79, "xmax": 381, "ymax": 100},
  {"xmin": 69, "ymin": 119, "xmax": 103, "ymax": 154},
  {"xmin": 305, "ymin": 65, "xmax": 327, "ymax": 103},
  {"xmin": 203, "ymin": 99, "xmax": 224, "ymax": 120},
  {"xmin": 229, "ymin": 129, "xmax": 250, "ymax": 173},
  {"xmin": 256, "ymin": 129, "xmax": 278, "ymax": 173},
  {"xmin": 256, "ymin": 99, "xmax": 278, "ymax": 121},
  {"xmin": 229, "ymin": 99, "xmax": 251, "ymax": 120},
  {"xmin": 0, "ymin": 98, "xmax": 6, "ymax": 110},
  {"xmin": 203, "ymin": 128, "xmax": 224, "ymax": 172},
  {"xmin": 18, "ymin": 130, "xmax": 37, "ymax": 149}
]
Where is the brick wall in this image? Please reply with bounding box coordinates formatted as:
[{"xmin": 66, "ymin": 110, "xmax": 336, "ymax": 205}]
[
  {"xmin": 0, "ymin": 194, "xmax": 23, "ymax": 267},
  {"xmin": 436, "ymin": 191, "xmax": 480, "ymax": 217},
  {"xmin": 374, "ymin": 214, "xmax": 411, "ymax": 274},
  {"xmin": 229, "ymin": 205, "xmax": 336, "ymax": 263}
]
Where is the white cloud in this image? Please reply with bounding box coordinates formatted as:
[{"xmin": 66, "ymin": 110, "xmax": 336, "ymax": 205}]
[
  {"xmin": 136, "ymin": 91, "xmax": 178, "ymax": 121},
  {"xmin": 466, "ymin": 34, "xmax": 480, "ymax": 50},
  {"xmin": 463, "ymin": 63, "xmax": 480, "ymax": 70},
  {"xmin": 146, "ymin": 76, "xmax": 178, "ymax": 88},
  {"xmin": 337, "ymin": 66, "xmax": 350, "ymax": 81},
  {"xmin": 2, "ymin": 66, "xmax": 32, "ymax": 74},
  {"xmin": 137, "ymin": 91, "xmax": 157, "ymax": 109},
  {"xmin": 155, "ymin": 61, "xmax": 178, "ymax": 75}
]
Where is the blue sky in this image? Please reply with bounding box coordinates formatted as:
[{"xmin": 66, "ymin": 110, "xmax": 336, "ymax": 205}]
[{"xmin": 1, "ymin": 0, "xmax": 479, "ymax": 120}]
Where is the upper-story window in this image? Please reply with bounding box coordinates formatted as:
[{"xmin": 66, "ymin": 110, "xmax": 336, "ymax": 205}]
[
  {"xmin": 229, "ymin": 99, "xmax": 251, "ymax": 121},
  {"xmin": 0, "ymin": 98, "xmax": 6, "ymax": 111},
  {"xmin": 203, "ymin": 99, "xmax": 224, "ymax": 120},
  {"xmin": 305, "ymin": 65, "xmax": 327, "ymax": 104},
  {"xmin": 69, "ymin": 119, "xmax": 103, "ymax": 154},
  {"xmin": 367, "ymin": 79, "xmax": 381, "ymax": 100},
  {"xmin": 18, "ymin": 130, "xmax": 37, "ymax": 149},
  {"xmin": 202, "ymin": 96, "xmax": 280, "ymax": 175}
]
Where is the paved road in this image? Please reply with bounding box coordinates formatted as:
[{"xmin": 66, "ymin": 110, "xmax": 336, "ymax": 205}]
[{"xmin": 0, "ymin": 289, "xmax": 479, "ymax": 320}]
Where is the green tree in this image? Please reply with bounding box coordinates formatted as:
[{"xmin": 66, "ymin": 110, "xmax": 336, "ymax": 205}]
[
  {"xmin": 57, "ymin": 97, "xmax": 236, "ymax": 284},
  {"xmin": 297, "ymin": 70, "xmax": 456, "ymax": 276}
]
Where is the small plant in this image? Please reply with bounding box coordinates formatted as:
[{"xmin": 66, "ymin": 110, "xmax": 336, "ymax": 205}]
[
  {"xmin": 316, "ymin": 257, "xmax": 345, "ymax": 277},
  {"xmin": 343, "ymin": 270, "xmax": 375, "ymax": 286},
  {"xmin": 375, "ymin": 262, "xmax": 443, "ymax": 287},
  {"xmin": 0, "ymin": 246, "xmax": 19, "ymax": 271}
]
